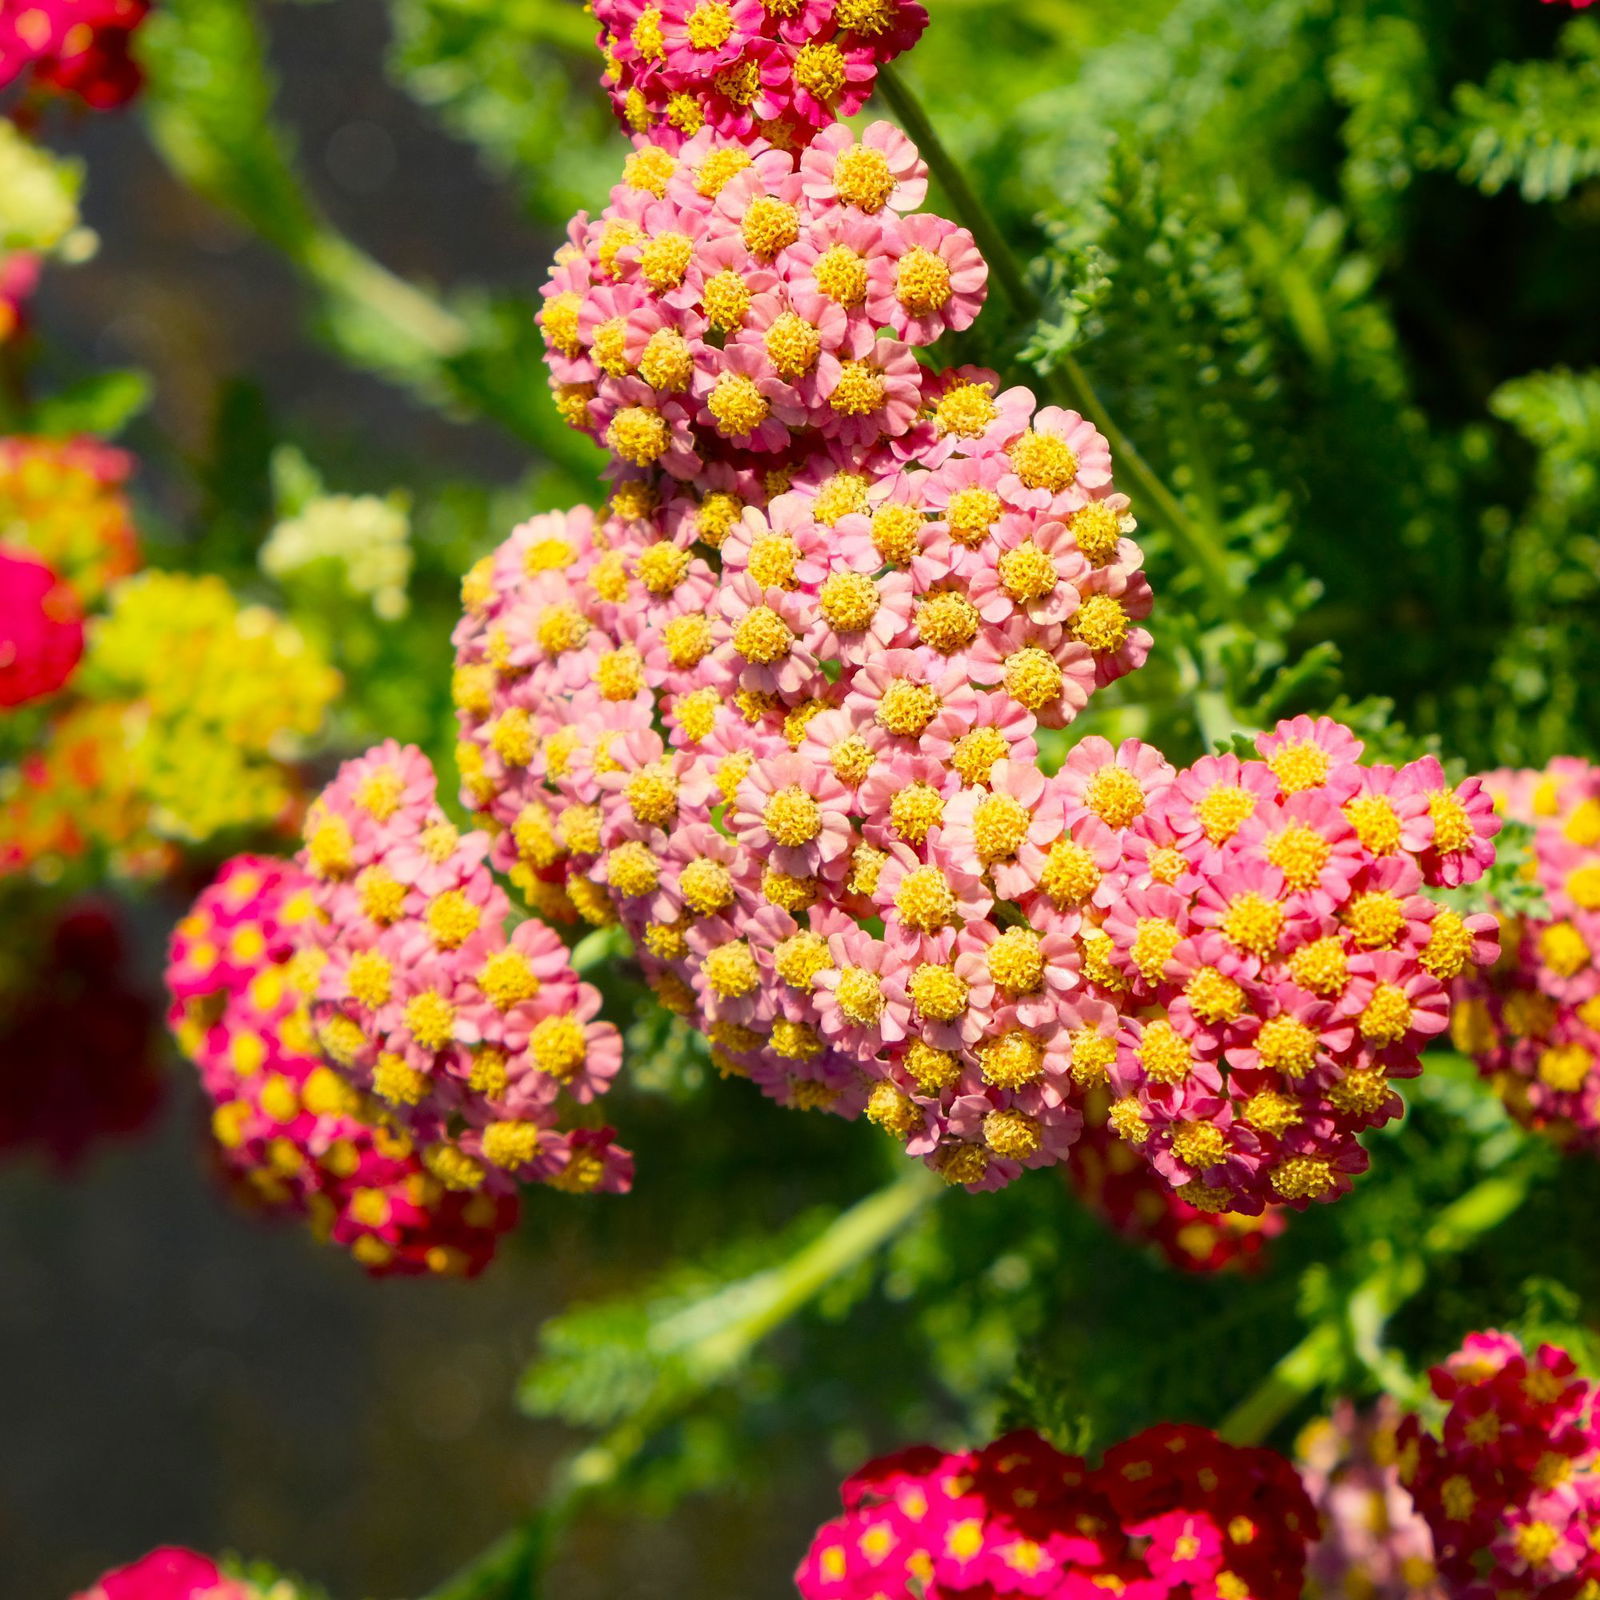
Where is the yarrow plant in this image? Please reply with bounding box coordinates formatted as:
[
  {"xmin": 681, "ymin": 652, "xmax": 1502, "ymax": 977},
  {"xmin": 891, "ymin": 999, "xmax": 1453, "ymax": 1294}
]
[
  {"xmin": 166, "ymin": 853, "xmax": 523, "ymax": 1276},
  {"xmin": 1297, "ymin": 1399, "xmax": 1442, "ymax": 1599},
  {"xmin": 795, "ymin": 1425, "xmax": 1316, "ymax": 1598},
  {"xmin": 589, "ymin": 0, "xmax": 927, "ymax": 151},
  {"xmin": 1396, "ymin": 1331, "xmax": 1600, "ymax": 1598},
  {"xmin": 1451, "ymin": 759, "xmax": 1600, "ymax": 1150}
]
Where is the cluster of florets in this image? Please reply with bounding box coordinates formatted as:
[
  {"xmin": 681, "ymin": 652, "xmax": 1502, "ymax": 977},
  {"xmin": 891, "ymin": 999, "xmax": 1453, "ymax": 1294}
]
[
  {"xmin": 1396, "ymin": 1331, "xmax": 1600, "ymax": 1599},
  {"xmin": 1450, "ymin": 758, "xmax": 1600, "ymax": 1151},
  {"xmin": 1084, "ymin": 721, "xmax": 1500, "ymax": 1214},
  {"xmin": 75, "ymin": 571, "xmax": 339, "ymax": 847},
  {"xmin": 1297, "ymin": 1399, "xmax": 1442, "ymax": 1599},
  {"xmin": 166, "ymin": 854, "xmax": 521, "ymax": 1277},
  {"xmin": 0, "ymin": 434, "xmax": 140, "ymax": 605},
  {"xmin": 795, "ymin": 1425, "xmax": 1316, "ymax": 1599},
  {"xmin": 0, "ymin": 0, "xmax": 149, "ymax": 108},
  {"xmin": 0, "ymin": 899, "xmax": 161, "ymax": 1168},
  {"xmin": 1066, "ymin": 1089, "xmax": 1285, "ymax": 1274},
  {"xmin": 590, "ymin": 0, "xmax": 926, "ymax": 150},
  {"xmin": 292, "ymin": 741, "xmax": 633, "ymax": 1200},
  {"xmin": 0, "ymin": 546, "xmax": 81, "ymax": 706},
  {"xmin": 72, "ymin": 1548, "xmax": 269, "ymax": 1600},
  {"xmin": 538, "ymin": 122, "xmax": 992, "ymax": 478}
]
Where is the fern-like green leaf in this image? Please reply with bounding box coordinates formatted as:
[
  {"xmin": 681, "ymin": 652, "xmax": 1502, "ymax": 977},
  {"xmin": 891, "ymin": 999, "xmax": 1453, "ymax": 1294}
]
[{"xmin": 1452, "ymin": 17, "xmax": 1600, "ymax": 201}]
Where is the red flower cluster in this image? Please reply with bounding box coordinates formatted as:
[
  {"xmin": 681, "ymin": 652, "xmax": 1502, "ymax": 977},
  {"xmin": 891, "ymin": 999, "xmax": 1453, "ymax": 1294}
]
[
  {"xmin": 0, "ymin": 899, "xmax": 161, "ymax": 1167},
  {"xmin": 1067, "ymin": 1089, "xmax": 1285, "ymax": 1274},
  {"xmin": 72, "ymin": 1548, "xmax": 252, "ymax": 1600},
  {"xmin": 591, "ymin": 0, "xmax": 927, "ymax": 150},
  {"xmin": 166, "ymin": 854, "xmax": 520, "ymax": 1277},
  {"xmin": 796, "ymin": 1425, "xmax": 1316, "ymax": 1599},
  {"xmin": 0, "ymin": 546, "xmax": 82, "ymax": 707},
  {"xmin": 1397, "ymin": 1331, "xmax": 1600, "ymax": 1598},
  {"xmin": 0, "ymin": 0, "xmax": 149, "ymax": 108},
  {"xmin": 1451, "ymin": 759, "xmax": 1600, "ymax": 1150}
]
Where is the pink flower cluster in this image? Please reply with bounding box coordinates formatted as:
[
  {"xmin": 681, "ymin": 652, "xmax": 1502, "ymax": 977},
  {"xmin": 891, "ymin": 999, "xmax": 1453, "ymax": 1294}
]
[
  {"xmin": 1298, "ymin": 1398, "xmax": 1442, "ymax": 1599},
  {"xmin": 539, "ymin": 123, "xmax": 991, "ymax": 477},
  {"xmin": 0, "ymin": 0, "xmax": 148, "ymax": 107},
  {"xmin": 591, "ymin": 0, "xmax": 926, "ymax": 150},
  {"xmin": 72, "ymin": 1548, "xmax": 253, "ymax": 1600},
  {"xmin": 166, "ymin": 853, "xmax": 520, "ymax": 1278},
  {"xmin": 294, "ymin": 741, "xmax": 633, "ymax": 1199},
  {"xmin": 1450, "ymin": 758, "xmax": 1600, "ymax": 1150},
  {"xmin": 1087, "ymin": 720, "xmax": 1499, "ymax": 1214},
  {"xmin": 795, "ymin": 1425, "xmax": 1316, "ymax": 1599},
  {"xmin": 1067, "ymin": 1089, "xmax": 1286, "ymax": 1275},
  {"xmin": 0, "ymin": 547, "xmax": 83, "ymax": 708},
  {"xmin": 1397, "ymin": 1331, "xmax": 1600, "ymax": 1599}
]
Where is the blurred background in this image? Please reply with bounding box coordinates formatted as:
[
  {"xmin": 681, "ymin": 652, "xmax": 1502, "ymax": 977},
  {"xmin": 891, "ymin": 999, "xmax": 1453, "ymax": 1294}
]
[{"xmin": 5, "ymin": 0, "xmax": 1600, "ymax": 1594}]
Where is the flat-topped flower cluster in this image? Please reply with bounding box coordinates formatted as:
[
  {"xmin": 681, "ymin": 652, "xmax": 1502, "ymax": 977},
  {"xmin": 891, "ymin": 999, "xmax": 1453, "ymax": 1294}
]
[
  {"xmin": 167, "ymin": 853, "xmax": 524, "ymax": 1276},
  {"xmin": 1451, "ymin": 757, "xmax": 1600, "ymax": 1149},
  {"xmin": 167, "ymin": 744, "xmax": 638, "ymax": 1273},
  {"xmin": 590, "ymin": 0, "xmax": 927, "ymax": 150},
  {"xmin": 795, "ymin": 1425, "xmax": 1316, "ymax": 1599}
]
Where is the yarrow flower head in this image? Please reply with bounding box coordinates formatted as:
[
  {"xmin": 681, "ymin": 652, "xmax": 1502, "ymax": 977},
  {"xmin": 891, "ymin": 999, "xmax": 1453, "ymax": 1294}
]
[
  {"xmin": 0, "ymin": 0, "xmax": 150, "ymax": 108},
  {"xmin": 796, "ymin": 1424, "xmax": 1316, "ymax": 1599},
  {"xmin": 591, "ymin": 0, "xmax": 927, "ymax": 150},
  {"xmin": 166, "ymin": 853, "xmax": 521, "ymax": 1277},
  {"xmin": 1298, "ymin": 1398, "xmax": 1443, "ymax": 1599},
  {"xmin": 540, "ymin": 122, "xmax": 992, "ymax": 484},
  {"xmin": 1096, "ymin": 721, "xmax": 1500, "ymax": 1214},
  {"xmin": 1450, "ymin": 758, "xmax": 1600, "ymax": 1152},
  {"xmin": 1396, "ymin": 1331, "xmax": 1600, "ymax": 1600},
  {"xmin": 0, "ymin": 547, "xmax": 82, "ymax": 706},
  {"xmin": 288, "ymin": 742, "xmax": 634, "ymax": 1201}
]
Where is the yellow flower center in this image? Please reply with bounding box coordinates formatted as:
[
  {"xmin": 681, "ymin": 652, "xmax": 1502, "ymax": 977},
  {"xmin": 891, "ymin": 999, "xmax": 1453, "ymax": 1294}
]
[
  {"xmin": 896, "ymin": 247, "xmax": 952, "ymax": 312},
  {"xmin": 1085, "ymin": 766, "xmax": 1146, "ymax": 826},
  {"xmin": 1002, "ymin": 646, "xmax": 1063, "ymax": 712},
  {"xmin": 1008, "ymin": 430, "xmax": 1078, "ymax": 493},
  {"xmin": 890, "ymin": 782, "xmax": 946, "ymax": 844},
  {"xmin": 979, "ymin": 1029, "xmax": 1045, "ymax": 1088},
  {"xmin": 830, "ymin": 359, "xmax": 888, "ymax": 417},
  {"xmin": 742, "ymin": 195, "xmax": 800, "ymax": 258},
  {"xmin": 836, "ymin": 965, "xmax": 885, "ymax": 1025},
  {"xmin": 909, "ymin": 963, "xmax": 969, "ymax": 1022},
  {"xmin": 987, "ymin": 927, "xmax": 1045, "ymax": 994},
  {"xmin": 1359, "ymin": 983, "xmax": 1413, "ymax": 1045},
  {"xmin": 894, "ymin": 864, "xmax": 958, "ymax": 931},
  {"xmin": 733, "ymin": 605, "xmax": 795, "ymax": 664},
  {"xmin": 915, "ymin": 589, "xmax": 980, "ymax": 654},
  {"xmin": 1221, "ymin": 892, "xmax": 1285, "ymax": 959}
]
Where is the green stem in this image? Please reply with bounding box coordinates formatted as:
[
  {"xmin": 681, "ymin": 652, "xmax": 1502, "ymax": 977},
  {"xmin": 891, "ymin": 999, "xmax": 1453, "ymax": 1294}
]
[
  {"xmin": 419, "ymin": 1162, "xmax": 943, "ymax": 1600},
  {"xmin": 1215, "ymin": 1154, "xmax": 1545, "ymax": 1446},
  {"xmin": 873, "ymin": 65, "xmax": 1237, "ymax": 600}
]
